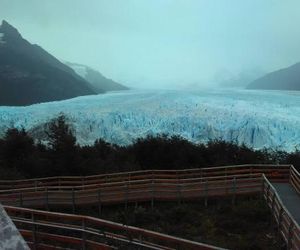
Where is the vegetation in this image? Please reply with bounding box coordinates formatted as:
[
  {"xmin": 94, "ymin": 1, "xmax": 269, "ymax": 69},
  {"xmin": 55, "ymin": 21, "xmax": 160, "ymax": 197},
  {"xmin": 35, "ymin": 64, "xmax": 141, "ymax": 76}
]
[
  {"xmin": 0, "ymin": 115, "xmax": 289, "ymax": 249},
  {"xmin": 0, "ymin": 114, "xmax": 299, "ymax": 179},
  {"xmin": 69, "ymin": 197, "xmax": 283, "ymax": 250}
]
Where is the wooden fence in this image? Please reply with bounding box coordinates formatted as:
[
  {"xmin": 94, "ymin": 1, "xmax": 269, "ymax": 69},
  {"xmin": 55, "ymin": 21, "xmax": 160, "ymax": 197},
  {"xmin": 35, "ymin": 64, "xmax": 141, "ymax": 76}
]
[
  {"xmin": 4, "ymin": 205, "xmax": 223, "ymax": 250},
  {"xmin": 0, "ymin": 164, "xmax": 291, "ymax": 190},
  {"xmin": 0, "ymin": 164, "xmax": 290, "ymax": 210},
  {"xmin": 0, "ymin": 173, "xmax": 264, "ymax": 210},
  {"xmin": 263, "ymin": 174, "xmax": 300, "ymax": 249},
  {"xmin": 1, "ymin": 164, "xmax": 299, "ymax": 249},
  {"xmin": 290, "ymin": 166, "xmax": 300, "ymax": 195}
]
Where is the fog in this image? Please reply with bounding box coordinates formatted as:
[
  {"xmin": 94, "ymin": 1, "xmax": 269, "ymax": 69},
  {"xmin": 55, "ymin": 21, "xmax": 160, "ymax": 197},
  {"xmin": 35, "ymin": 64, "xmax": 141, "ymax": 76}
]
[{"xmin": 1, "ymin": 0, "xmax": 300, "ymax": 89}]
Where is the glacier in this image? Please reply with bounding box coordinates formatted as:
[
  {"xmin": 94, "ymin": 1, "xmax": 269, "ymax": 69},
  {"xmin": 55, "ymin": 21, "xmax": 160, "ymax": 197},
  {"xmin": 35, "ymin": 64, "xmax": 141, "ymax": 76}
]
[{"xmin": 0, "ymin": 88, "xmax": 300, "ymax": 151}]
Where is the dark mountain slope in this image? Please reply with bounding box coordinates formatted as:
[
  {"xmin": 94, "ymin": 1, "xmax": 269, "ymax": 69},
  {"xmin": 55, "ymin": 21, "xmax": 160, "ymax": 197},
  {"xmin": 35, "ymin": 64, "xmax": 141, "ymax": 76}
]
[
  {"xmin": 66, "ymin": 62, "xmax": 129, "ymax": 92},
  {"xmin": 0, "ymin": 20, "xmax": 97, "ymax": 106},
  {"xmin": 247, "ymin": 62, "xmax": 300, "ymax": 90}
]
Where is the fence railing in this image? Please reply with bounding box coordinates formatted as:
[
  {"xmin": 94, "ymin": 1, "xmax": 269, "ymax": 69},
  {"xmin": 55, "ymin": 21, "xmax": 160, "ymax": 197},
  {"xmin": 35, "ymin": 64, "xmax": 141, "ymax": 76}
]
[
  {"xmin": 262, "ymin": 174, "xmax": 300, "ymax": 249},
  {"xmin": 0, "ymin": 173, "xmax": 270, "ymax": 209},
  {"xmin": 4, "ymin": 205, "xmax": 223, "ymax": 250},
  {"xmin": 290, "ymin": 165, "xmax": 300, "ymax": 195},
  {"xmin": 0, "ymin": 164, "xmax": 291, "ymax": 190},
  {"xmin": 1, "ymin": 164, "xmax": 299, "ymax": 249}
]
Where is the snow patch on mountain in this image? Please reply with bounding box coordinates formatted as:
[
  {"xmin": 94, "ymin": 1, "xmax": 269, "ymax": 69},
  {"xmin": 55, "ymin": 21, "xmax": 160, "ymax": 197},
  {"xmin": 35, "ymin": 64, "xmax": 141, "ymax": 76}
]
[
  {"xmin": 70, "ymin": 64, "xmax": 87, "ymax": 78},
  {"xmin": 0, "ymin": 89, "xmax": 299, "ymax": 151},
  {"xmin": 0, "ymin": 33, "xmax": 5, "ymax": 44}
]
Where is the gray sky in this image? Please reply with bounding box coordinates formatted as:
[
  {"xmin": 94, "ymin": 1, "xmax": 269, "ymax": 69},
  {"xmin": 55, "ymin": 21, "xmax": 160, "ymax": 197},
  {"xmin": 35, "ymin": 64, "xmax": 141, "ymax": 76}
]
[{"xmin": 1, "ymin": 0, "xmax": 300, "ymax": 89}]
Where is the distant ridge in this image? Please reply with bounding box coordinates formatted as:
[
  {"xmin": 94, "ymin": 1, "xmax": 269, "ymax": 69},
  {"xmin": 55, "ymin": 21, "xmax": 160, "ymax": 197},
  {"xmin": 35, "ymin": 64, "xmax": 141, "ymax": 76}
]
[
  {"xmin": 247, "ymin": 62, "xmax": 300, "ymax": 90},
  {"xmin": 66, "ymin": 62, "xmax": 129, "ymax": 92},
  {"xmin": 0, "ymin": 20, "xmax": 97, "ymax": 106}
]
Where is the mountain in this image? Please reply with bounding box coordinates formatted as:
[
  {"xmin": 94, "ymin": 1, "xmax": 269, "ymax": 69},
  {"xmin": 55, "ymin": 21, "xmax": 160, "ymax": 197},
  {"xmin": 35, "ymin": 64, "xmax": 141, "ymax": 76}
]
[
  {"xmin": 0, "ymin": 89, "xmax": 299, "ymax": 152},
  {"xmin": 0, "ymin": 20, "xmax": 97, "ymax": 106},
  {"xmin": 247, "ymin": 62, "xmax": 300, "ymax": 90},
  {"xmin": 66, "ymin": 62, "xmax": 129, "ymax": 92},
  {"xmin": 215, "ymin": 68, "xmax": 265, "ymax": 88}
]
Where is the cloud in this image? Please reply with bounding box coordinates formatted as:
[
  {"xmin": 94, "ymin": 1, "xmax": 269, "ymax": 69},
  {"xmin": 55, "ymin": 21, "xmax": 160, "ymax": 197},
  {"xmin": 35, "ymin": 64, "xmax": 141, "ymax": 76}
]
[{"xmin": 1, "ymin": 0, "xmax": 300, "ymax": 89}]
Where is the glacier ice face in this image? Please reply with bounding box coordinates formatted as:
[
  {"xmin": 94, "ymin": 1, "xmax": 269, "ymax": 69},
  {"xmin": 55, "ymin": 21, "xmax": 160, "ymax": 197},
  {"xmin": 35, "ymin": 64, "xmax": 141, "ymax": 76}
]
[{"xmin": 0, "ymin": 88, "xmax": 300, "ymax": 151}]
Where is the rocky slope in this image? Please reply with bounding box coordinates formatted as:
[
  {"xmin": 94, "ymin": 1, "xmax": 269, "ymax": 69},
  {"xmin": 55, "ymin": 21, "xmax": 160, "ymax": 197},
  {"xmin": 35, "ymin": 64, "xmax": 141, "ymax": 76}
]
[
  {"xmin": 247, "ymin": 62, "xmax": 300, "ymax": 90},
  {"xmin": 0, "ymin": 20, "xmax": 97, "ymax": 106},
  {"xmin": 66, "ymin": 62, "xmax": 128, "ymax": 92}
]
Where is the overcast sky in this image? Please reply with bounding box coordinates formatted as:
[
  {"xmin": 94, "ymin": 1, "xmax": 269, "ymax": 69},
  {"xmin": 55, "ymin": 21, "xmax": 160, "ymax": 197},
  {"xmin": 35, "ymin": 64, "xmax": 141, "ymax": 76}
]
[{"xmin": 1, "ymin": 0, "xmax": 300, "ymax": 89}]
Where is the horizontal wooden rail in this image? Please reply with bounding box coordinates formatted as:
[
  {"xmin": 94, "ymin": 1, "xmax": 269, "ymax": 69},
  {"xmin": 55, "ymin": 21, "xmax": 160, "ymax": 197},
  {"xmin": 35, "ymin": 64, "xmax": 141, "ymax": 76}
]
[
  {"xmin": 0, "ymin": 173, "xmax": 264, "ymax": 194},
  {"xmin": 0, "ymin": 165, "xmax": 290, "ymax": 211},
  {"xmin": 0, "ymin": 164, "xmax": 291, "ymax": 190},
  {"xmin": 0, "ymin": 174, "xmax": 263, "ymax": 209},
  {"xmin": 4, "ymin": 205, "xmax": 223, "ymax": 250}
]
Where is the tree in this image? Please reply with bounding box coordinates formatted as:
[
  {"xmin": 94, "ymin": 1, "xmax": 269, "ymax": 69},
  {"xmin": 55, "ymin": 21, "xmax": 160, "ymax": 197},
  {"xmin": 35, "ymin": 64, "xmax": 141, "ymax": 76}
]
[
  {"xmin": 46, "ymin": 114, "xmax": 76, "ymax": 151},
  {"xmin": 45, "ymin": 114, "xmax": 79, "ymax": 175},
  {"xmin": 94, "ymin": 138, "xmax": 114, "ymax": 160},
  {"xmin": 1, "ymin": 128, "xmax": 35, "ymax": 176},
  {"xmin": 131, "ymin": 134, "xmax": 205, "ymax": 169}
]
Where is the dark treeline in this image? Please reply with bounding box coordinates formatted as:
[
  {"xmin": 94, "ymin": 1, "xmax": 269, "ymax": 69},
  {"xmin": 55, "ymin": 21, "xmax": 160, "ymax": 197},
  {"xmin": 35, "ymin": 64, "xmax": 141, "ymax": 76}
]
[{"xmin": 0, "ymin": 114, "xmax": 299, "ymax": 179}]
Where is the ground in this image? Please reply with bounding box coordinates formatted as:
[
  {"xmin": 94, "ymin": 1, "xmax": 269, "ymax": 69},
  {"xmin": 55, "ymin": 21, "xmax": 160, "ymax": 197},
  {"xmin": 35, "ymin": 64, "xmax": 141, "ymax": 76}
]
[{"xmin": 65, "ymin": 196, "xmax": 285, "ymax": 250}]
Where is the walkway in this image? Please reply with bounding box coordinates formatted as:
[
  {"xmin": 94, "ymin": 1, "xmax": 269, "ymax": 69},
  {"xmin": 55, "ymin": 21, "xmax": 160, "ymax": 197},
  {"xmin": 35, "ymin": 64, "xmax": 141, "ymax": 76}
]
[
  {"xmin": 1, "ymin": 164, "xmax": 299, "ymax": 249},
  {"xmin": 273, "ymin": 183, "xmax": 300, "ymax": 224}
]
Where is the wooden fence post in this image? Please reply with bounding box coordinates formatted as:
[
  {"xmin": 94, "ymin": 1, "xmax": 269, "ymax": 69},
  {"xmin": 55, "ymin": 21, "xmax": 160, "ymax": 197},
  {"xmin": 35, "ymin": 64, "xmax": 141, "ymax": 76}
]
[
  {"xmin": 98, "ymin": 188, "xmax": 102, "ymax": 216},
  {"xmin": 81, "ymin": 177, "xmax": 85, "ymax": 190},
  {"xmin": 287, "ymin": 221, "xmax": 294, "ymax": 250},
  {"xmin": 277, "ymin": 208, "xmax": 284, "ymax": 237},
  {"xmin": 204, "ymin": 181, "xmax": 208, "ymax": 207},
  {"xmin": 125, "ymin": 184, "xmax": 128, "ymax": 210},
  {"xmin": 82, "ymin": 218, "xmax": 87, "ymax": 250},
  {"xmin": 260, "ymin": 177, "xmax": 265, "ymax": 200},
  {"xmin": 19, "ymin": 193, "xmax": 23, "ymax": 207},
  {"xmin": 31, "ymin": 211, "xmax": 37, "ymax": 250},
  {"xmin": 270, "ymin": 192, "xmax": 276, "ymax": 228},
  {"xmin": 177, "ymin": 182, "xmax": 182, "ymax": 205},
  {"xmin": 200, "ymin": 168, "xmax": 203, "ymax": 181},
  {"xmin": 72, "ymin": 188, "xmax": 76, "ymax": 213},
  {"xmin": 151, "ymin": 180, "xmax": 154, "ymax": 210},
  {"xmin": 232, "ymin": 177, "xmax": 236, "ymax": 205},
  {"xmin": 45, "ymin": 187, "xmax": 49, "ymax": 211},
  {"xmin": 266, "ymin": 185, "xmax": 271, "ymax": 204},
  {"xmin": 270, "ymin": 191, "xmax": 276, "ymax": 210},
  {"xmin": 288, "ymin": 165, "xmax": 292, "ymax": 184}
]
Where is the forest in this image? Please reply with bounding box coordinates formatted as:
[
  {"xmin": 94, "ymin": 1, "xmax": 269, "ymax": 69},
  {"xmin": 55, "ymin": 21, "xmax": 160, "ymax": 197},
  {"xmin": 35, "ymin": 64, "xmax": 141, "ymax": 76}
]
[{"xmin": 0, "ymin": 114, "xmax": 298, "ymax": 180}]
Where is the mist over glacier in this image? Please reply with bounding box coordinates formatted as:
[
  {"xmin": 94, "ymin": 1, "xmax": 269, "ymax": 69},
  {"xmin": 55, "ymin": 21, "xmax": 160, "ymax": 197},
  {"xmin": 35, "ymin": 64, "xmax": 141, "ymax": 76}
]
[{"xmin": 0, "ymin": 89, "xmax": 299, "ymax": 152}]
